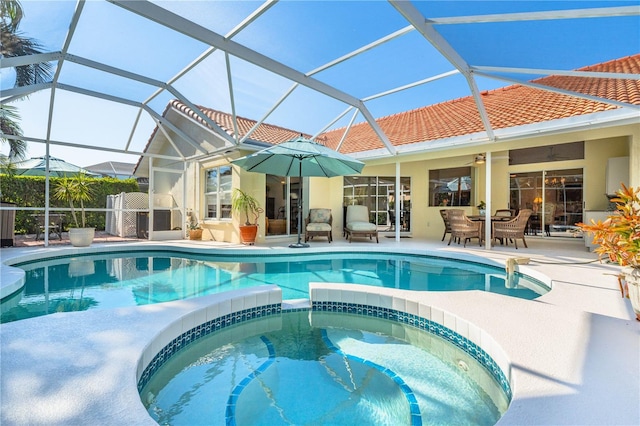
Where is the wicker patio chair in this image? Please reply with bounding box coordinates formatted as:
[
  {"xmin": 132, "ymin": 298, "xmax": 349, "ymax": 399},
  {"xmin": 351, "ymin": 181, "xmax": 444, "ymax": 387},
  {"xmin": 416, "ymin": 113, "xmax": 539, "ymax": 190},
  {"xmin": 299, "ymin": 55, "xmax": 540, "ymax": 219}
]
[
  {"xmin": 492, "ymin": 209, "xmax": 533, "ymax": 249},
  {"xmin": 447, "ymin": 213, "xmax": 481, "ymax": 248},
  {"xmin": 440, "ymin": 209, "xmax": 464, "ymax": 241}
]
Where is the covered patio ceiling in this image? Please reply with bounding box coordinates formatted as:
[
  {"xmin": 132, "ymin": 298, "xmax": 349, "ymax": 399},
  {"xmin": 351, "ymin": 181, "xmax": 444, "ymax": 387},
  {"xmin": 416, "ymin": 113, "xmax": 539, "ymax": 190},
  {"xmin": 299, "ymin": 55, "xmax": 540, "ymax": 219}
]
[{"xmin": 1, "ymin": 1, "xmax": 639, "ymax": 167}]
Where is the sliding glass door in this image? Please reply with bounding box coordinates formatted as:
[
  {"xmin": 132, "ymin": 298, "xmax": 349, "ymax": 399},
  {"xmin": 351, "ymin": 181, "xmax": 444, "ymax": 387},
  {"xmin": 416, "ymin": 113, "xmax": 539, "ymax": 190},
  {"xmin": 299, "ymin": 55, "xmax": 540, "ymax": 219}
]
[
  {"xmin": 509, "ymin": 168, "xmax": 583, "ymax": 237},
  {"xmin": 265, "ymin": 174, "xmax": 300, "ymax": 237},
  {"xmin": 343, "ymin": 176, "xmax": 411, "ymax": 232}
]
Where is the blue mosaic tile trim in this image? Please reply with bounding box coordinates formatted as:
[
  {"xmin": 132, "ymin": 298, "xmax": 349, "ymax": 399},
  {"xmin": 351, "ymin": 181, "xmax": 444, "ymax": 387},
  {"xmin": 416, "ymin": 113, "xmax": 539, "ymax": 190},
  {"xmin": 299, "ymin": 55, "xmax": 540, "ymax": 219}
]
[
  {"xmin": 225, "ymin": 336, "xmax": 275, "ymax": 426},
  {"xmin": 321, "ymin": 329, "xmax": 422, "ymax": 426},
  {"xmin": 311, "ymin": 301, "xmax": 512, "ymax": 401},
  {"xmin": 280, "ymin": 307, "xmax": 309, "ymax": 313},
  {"xmin": 137, "ymin": 303, "xmax": 282, "ymax": 392}
]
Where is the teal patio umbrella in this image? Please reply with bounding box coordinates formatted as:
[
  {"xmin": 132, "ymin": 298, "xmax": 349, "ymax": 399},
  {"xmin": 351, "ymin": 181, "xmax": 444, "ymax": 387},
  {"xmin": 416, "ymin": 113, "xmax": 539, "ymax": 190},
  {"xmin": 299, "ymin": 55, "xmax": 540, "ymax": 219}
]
[
  {"xmin": 12, "ymin": 156, "xmax": 99, "ymax": 177},
  {"xmin": 232, "ymin": 136, "xmax": 364, "ymax": 248}
]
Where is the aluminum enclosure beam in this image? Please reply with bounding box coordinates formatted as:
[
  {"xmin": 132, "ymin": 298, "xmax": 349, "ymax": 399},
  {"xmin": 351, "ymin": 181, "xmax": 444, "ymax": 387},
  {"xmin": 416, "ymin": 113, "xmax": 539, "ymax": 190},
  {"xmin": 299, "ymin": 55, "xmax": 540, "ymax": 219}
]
[
  {"xmin": 427, "ymin": 6, "xmax": 639, "ymax": 25},
  {"xmin": 474, "ymin": 71, "xmax": 640, "ymax": 111},
  {"xmin": 390, "ymin": 0, "xmax": 496, "ymax": 142},
  {"xmin": 472, "ymin": 65, "xmax": 640, "ymax": 80},
  {"xmin": 108, "ymin": 0, "xmax": 397, "ymax": 155}
]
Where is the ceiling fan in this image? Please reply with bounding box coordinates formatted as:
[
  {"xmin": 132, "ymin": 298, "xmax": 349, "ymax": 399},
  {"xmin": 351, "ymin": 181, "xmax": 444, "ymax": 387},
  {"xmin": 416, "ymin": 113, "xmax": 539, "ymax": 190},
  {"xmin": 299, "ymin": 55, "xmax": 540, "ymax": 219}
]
[{"xmin": 545, "ymin": 146, "xmax": 570, "ymax": 161}]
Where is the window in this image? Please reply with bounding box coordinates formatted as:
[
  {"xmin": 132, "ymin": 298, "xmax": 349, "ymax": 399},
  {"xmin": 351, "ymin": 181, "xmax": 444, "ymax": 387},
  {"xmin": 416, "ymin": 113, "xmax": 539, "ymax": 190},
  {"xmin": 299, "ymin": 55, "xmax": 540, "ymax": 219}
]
[
  {"xmin": 429, "ymin": 167, "xmax": 472, "ymax": 206},
  {"xmin": 509, "ymin": 141, "xmax": 584, "ymax": 165},
  {"xmin": 205, "ymin": 166, "xmax": 232, "ymax": 219},
  {"xmin": 343, "ymin": 176, "xmax": 411, "ymax": 231}
]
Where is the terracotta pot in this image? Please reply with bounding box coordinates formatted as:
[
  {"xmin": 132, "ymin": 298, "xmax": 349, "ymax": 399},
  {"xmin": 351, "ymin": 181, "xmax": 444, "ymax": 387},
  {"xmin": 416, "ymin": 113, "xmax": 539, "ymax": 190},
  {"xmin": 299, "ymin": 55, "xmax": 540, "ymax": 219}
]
[
  {"xmin": 622, "ymin": 266, "xmax": 640, "ymax": 321},
  {"xmin": 239, "ymin": 224, "xmax": 258, "ymax": 245},
  {"xmin": 189, "ymin": 229, "xmax": 203, "ymax": 240}
]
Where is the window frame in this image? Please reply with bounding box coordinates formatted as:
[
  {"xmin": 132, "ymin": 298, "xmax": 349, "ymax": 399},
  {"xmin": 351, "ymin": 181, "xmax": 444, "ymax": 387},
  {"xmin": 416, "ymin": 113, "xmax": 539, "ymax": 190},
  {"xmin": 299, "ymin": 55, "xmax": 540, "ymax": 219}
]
[
  {"xmin": 204, "ymin": 165, "xmax": 233, "ymax": 221},
  {"xmin": 428, "ymin": 166, "xmax": 473, "ymax": 207}
]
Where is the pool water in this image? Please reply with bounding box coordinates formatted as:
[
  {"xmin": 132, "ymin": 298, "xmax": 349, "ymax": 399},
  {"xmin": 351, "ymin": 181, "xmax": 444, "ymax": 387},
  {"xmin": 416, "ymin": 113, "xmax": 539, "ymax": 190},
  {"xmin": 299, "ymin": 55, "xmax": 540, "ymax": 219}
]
[
  {"xmin": 142, "ymin": 310, "xmax": 508, "ymax": 425},
  {"xmin": 1, "ymin": 251, "xmax": 547, "ymax": 323}
]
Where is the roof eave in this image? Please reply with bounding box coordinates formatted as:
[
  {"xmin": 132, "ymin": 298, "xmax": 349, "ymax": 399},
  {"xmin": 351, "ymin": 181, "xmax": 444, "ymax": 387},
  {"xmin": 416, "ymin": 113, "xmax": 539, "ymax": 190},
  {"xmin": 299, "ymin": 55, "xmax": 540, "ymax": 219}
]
[{"xmin": 350, "ymin": 108, "xmax": 639, "ymax": 161}]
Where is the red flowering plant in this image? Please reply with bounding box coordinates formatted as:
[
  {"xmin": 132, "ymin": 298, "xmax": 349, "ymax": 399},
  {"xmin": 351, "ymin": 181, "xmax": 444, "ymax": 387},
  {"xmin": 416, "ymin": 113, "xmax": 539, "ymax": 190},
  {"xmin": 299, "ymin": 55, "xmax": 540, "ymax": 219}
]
[{"xmin": 578, "ymin": 184, "xmax": 640, "ymax": 296}]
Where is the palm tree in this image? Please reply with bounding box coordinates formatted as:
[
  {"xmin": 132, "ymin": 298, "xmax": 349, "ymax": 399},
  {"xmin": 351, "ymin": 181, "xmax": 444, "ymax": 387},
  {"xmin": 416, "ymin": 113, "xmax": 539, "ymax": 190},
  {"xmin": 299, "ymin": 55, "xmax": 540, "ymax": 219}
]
[
  {"xmin": 53, "ymin": 173, "xmax": 95, "ymax": 228},
  {"xmin": 0, "ymin": 104, "xmax": 26, "ymax": 159},
  {"xmin": 1, "ymin": 0, "xmax": 53, "ymax": 160}
]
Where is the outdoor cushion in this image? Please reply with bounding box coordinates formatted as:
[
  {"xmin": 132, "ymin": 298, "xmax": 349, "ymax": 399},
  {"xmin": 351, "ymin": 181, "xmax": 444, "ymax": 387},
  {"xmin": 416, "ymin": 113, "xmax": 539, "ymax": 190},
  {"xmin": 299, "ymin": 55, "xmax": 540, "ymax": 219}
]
[
  {"xmin": 309, "ymin": 208, "xmax": 331, "ymax": 224},
  {"xmin": 307, "ymin": 222, "xmax": 331, "ymax": 232},
  {"xmin": 346, "ymin": 205, "xmax": 370, "ymax": 223},
  {"xmin": 346, "ymin": 222, "xmax": 377, "ymax": 232}
]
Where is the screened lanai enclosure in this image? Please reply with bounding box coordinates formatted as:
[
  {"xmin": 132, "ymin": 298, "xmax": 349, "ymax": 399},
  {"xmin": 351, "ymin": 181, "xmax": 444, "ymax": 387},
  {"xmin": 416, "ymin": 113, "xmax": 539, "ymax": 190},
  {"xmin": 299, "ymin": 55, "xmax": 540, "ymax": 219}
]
[{"xmin": 1, "ymin": 0, "xmax": 638, "ymax": 245}]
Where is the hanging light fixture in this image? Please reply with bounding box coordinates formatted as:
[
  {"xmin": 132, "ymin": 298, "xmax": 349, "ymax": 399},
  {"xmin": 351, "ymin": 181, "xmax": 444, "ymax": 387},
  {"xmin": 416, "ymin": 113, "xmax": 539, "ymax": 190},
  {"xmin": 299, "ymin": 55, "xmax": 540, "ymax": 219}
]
[{"xmin": 474, "ymin": 154, "xmax": 486, "ymax": 164}]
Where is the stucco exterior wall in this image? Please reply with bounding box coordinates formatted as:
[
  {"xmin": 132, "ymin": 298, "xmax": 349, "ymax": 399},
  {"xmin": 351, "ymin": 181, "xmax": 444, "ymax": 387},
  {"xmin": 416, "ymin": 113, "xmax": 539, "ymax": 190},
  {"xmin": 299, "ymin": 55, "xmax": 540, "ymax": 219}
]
[{"xmin": 149, "ymin": 109, "xmax": 637, "ymax": 244}]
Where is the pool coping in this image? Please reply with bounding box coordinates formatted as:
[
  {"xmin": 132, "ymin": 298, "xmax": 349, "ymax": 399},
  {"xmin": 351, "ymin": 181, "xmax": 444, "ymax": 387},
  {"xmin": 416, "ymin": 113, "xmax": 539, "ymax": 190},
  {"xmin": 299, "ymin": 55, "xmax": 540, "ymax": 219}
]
[{"xmin": 1, "ymin": 241, "xmax": 639, "ymax": 425}]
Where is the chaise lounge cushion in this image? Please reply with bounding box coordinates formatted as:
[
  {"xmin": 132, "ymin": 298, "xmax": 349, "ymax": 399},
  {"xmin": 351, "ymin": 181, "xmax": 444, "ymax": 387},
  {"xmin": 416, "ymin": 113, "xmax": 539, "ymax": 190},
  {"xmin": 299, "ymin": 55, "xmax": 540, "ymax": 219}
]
[{"xmin": 345, "ymin": 205, "xmax": 379, "ymax": 243}]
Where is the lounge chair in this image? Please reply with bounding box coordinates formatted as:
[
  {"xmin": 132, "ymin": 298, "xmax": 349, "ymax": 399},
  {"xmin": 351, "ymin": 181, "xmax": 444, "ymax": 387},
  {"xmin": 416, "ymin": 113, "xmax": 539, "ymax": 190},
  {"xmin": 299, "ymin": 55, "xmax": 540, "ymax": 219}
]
[
  {"xmin": 305, "ymin": 208, "xmax": 332, "ymax": 243},
  {"xmin": 492, "ymin": 209, "xmax": 533, "ymax": 249},
  {"xmin": 344, "ymin": 205, "xmax": 378, "ymax": 243},
  {"xmin": 448, "ymin": 213, "xmax": 481, "ymax": 247}
]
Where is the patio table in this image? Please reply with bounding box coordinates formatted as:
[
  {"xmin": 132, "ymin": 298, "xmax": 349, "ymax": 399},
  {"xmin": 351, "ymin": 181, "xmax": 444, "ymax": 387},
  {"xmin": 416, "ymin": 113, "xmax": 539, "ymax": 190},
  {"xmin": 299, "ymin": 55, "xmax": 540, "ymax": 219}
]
[
  {"xmin": 467, "ymin": 215, "xmax": 512, "ymax": 242},
  {"xmin": 32, "ymin": 213, "xmax": 65, "ymax": 240}
]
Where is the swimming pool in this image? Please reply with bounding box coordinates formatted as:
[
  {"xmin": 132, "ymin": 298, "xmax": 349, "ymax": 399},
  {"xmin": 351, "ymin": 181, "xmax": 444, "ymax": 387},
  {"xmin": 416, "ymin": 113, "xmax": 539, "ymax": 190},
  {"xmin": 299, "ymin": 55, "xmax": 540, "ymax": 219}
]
[
  {"xmin": 142, "ymin": 309, "xmax": 509, "ymax": 425},
  {"xmin": 1, "ymin": 250, "xmax": 548, "ymax": 323}
]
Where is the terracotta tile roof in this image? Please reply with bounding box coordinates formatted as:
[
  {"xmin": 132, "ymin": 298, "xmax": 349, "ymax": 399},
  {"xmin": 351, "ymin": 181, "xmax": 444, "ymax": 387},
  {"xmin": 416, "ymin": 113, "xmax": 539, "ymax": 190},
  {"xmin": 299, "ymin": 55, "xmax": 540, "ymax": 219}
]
[
  {"xmin": 320, "ymin": 54, "xmax": 640, "ymax": 153},
  {"xmin": 170, "ymin": 101, "xmax": 310, "ymax": 144},
  {"xmin": 164, "ymin": 54, "xmax": 638, "ymax": 156}
]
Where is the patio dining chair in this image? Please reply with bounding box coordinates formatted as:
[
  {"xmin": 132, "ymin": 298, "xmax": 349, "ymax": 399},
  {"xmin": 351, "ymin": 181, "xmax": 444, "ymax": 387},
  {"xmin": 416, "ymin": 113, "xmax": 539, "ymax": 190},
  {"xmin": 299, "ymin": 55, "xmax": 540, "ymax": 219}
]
[
  {"xmin": 344, "ymin": 205, "xmax": 378, "ymax": 243},
  {"xmin": 304, "ymin": 208, "xmax": 332, "ymax": 243},
  {"xmin": 447, "ymin": 213, "xmax": 481, "ymax": 248},
  {"xmin": 492, "ymin": 209, "xmax": 533, "ymax": 249},
  {"xmin": 440, "ymin": 209, "xmax": 464, "ymax": 242}
]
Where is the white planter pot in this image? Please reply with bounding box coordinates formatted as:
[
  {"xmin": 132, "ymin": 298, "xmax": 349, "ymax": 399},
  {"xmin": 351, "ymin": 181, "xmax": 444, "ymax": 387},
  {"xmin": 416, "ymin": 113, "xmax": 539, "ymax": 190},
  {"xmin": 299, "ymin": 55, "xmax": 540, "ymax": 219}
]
[
  {"xmin": 68, "ymin": 227, "xmax": 95, "ymax": 247},
  {"xmin": 68, "ymin": 259, "xmax": 95, "ymax": 277},
  {"xmin": 622, "ymin": 266, "xmax": 640, "ymax": 321}
]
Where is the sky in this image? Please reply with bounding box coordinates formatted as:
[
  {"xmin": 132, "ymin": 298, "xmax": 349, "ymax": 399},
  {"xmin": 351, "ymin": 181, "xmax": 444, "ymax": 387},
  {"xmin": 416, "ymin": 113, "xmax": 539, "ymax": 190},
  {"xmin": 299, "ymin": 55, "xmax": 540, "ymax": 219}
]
[{"xmin": 2, "ymin": 0, "xmax": 639, "ymax": 168}]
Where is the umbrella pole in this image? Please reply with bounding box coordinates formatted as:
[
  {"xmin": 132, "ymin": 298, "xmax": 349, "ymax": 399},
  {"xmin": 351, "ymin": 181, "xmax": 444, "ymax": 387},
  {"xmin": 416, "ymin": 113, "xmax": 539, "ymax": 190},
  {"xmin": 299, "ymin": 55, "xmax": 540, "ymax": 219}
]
[{"xmin": 289, "ymin": 162, "xmax": 309, "ymax": 248}]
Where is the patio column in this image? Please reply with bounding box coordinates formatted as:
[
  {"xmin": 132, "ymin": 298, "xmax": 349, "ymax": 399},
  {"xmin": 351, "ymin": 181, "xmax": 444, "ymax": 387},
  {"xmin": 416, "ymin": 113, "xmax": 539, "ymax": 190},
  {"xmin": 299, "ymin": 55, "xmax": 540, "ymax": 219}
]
[
  {"xmin": 630, "ymin": 129, "xmax": 640, "ymax": 188},
  {"xmin": 44, "ymin": 149, "xmax": 50, "ymax": 247},
  {"xmin": 395, "ymin": 161, "xmax": 400, "ymax": 241},
  {"xmin": 484, "ymin": 152, "xmax": 492, "ymax": 250}
]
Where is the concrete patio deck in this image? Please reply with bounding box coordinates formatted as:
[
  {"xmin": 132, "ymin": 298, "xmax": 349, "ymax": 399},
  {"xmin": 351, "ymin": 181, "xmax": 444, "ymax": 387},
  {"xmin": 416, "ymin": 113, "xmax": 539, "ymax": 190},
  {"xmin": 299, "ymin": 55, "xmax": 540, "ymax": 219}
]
[{"xmin": 1, "ymin": 236, "xmax": 638, "ymax": 425}]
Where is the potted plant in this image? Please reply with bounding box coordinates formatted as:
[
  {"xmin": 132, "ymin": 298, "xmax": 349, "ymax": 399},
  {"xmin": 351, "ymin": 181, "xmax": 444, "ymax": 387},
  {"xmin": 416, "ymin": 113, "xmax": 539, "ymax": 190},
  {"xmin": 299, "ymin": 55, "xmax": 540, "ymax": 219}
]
[
  {"xmin": 188, "ymin": 221, "xmax": 202, "ymax": 240},
  {"xmin": 477, "ymin": 201, "xmax": 486, "ymax": 216},
  {"xmin": 578, "ymin": 184, "xmax": 640, "ymax": 321},
  {"xmin": 231, "ymin": 188, "xmax": 264, "ymax": 245},
  {"xmin": 53, "ymin": 172, "xmax": 95, "ymax": 247}
]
